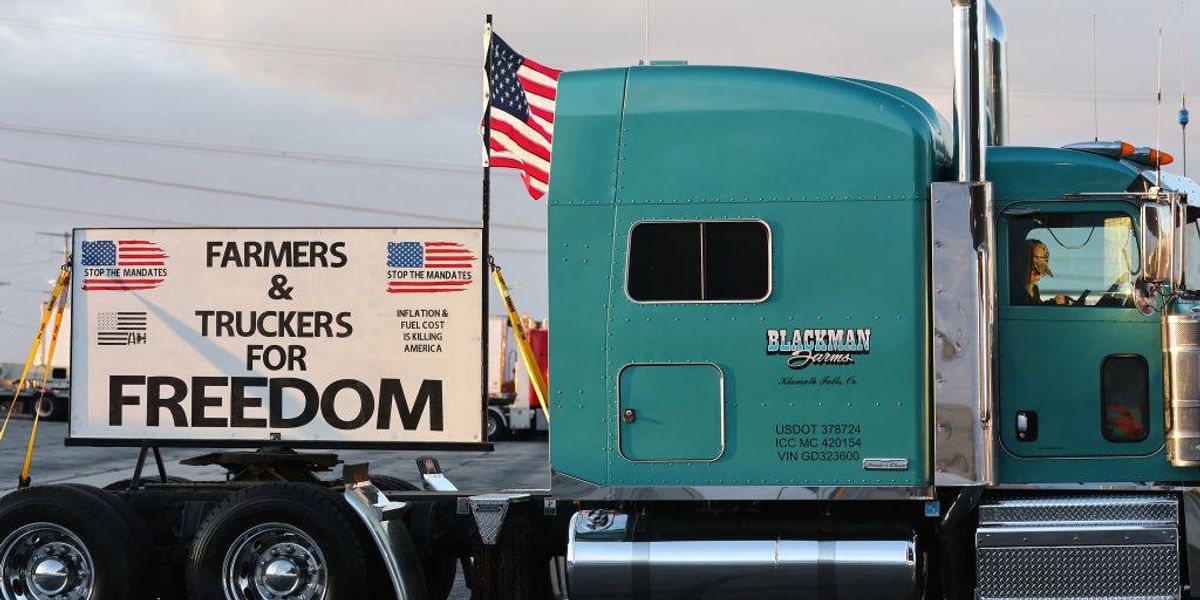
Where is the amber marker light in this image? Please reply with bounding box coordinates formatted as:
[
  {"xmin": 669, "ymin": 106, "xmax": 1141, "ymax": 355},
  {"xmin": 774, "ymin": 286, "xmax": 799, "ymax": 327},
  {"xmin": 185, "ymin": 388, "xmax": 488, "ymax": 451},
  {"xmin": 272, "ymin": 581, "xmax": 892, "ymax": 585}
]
[{"xmin": 1149, "ymin": 148, "xmax": 1175, "ymax": 166}]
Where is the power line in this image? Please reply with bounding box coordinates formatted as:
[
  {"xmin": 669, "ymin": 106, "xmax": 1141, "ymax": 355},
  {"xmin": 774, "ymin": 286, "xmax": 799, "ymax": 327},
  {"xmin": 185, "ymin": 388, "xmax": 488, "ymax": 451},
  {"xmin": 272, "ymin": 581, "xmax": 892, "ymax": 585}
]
[
  {"xmin": 0, "ymin": 122, "xmax": 480, "ymax": 173},
  {"xmin": 0, "ymin": 198, "xmax": 198, "ymax": 226},
  {"xmin": 0, "ymin": 18, "xmax": 479, "ymax": 70},
  {"xmin": 0, "ymin": 197, "xmax": 547, "ymax": 255},
  {"xmin": 0, "ymin": 157, "xmax": 547, "ymax": 233}
]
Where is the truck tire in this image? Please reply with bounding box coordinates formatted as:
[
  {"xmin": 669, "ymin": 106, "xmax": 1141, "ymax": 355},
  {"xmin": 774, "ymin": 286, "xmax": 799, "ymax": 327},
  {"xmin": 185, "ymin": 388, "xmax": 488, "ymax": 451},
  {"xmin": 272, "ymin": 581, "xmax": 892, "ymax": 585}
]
[
  {"xmin": 103, "ymin": 475, "xmax": 191, "ymax": 491},
  {"xmin": 0, "ymin": 484, "xmax": 148, "ymax": 600},
  {"xmin": 185, "ymin": 482, "xmax": 376, "ymax": 600},
  {"xmin": 62, "ymin": 484, "xmax": 166, "ymax": 597},
  {"xmin": 487, "ymin": 409, "xmax": 510, "ymax": 441},
  {"xmin": 33, "ymin": 395, "xmax": 68, "ymax": 422}
]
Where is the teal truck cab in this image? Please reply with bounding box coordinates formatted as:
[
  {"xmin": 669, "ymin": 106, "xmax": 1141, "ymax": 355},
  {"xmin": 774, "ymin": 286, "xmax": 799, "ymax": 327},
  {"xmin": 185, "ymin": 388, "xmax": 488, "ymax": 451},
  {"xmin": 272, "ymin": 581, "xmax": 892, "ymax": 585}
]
[{"xmin": 518, "ymin": 1, "xmax": 1200, "ymax": 599}]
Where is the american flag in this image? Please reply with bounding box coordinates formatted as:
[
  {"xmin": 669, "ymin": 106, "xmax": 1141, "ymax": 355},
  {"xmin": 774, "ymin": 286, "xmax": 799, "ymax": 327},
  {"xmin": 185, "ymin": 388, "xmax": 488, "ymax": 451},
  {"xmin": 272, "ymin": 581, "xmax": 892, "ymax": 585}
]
[
  {"xmin": 80, "ymin": 239, "xmax": 167, "ymax": 291},
  {"xmin": 485, "ymin": 33, "xmax": 560, "ymax": 200},
  {"xmin": 96, "ymin": 311, "xmax": 148, "ymax": 346},
  {"xmin": 387, "ymin": 241, "xmax": 475, "ymax": 294}
]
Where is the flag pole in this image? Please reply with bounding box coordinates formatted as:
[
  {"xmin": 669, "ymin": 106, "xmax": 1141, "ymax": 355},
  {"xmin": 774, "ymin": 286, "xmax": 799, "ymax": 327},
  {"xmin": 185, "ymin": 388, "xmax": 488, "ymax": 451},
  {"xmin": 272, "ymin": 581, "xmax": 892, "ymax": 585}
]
[{"xmin": 480, "ymin": 13, "xmax": 493, "ymax": 443}]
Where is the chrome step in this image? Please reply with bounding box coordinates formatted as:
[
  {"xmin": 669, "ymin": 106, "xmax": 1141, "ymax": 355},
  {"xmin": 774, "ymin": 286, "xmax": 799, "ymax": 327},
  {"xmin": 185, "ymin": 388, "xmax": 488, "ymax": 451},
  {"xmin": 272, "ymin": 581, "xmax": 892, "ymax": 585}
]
[{"xmin": 976, "ymin": 494, "xmax": 1181, "ymax": 600}]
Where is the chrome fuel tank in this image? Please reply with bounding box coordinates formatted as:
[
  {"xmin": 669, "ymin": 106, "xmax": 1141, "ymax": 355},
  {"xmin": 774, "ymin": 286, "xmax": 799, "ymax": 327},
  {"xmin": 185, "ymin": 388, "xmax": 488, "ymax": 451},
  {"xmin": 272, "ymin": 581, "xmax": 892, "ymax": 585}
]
[
  {"xmin": 565, "ymin": 510, "xmax": 920, "ymax": 600},
  {"xmin": 1164, "ymin": 309, "xmax": 1200, "ymax": 466}
]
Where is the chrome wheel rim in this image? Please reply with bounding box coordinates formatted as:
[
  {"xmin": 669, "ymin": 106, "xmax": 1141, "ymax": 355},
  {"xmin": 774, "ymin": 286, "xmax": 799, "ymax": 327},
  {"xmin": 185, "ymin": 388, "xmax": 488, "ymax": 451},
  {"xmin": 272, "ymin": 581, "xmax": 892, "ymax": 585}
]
[
  {"xmin": 222, "ymin": 523, "xmax": 326, "ymax": 600},
  {"xmin": 34, "ymin": 398, "xmax": 53, "ymax": 419},
  {"xmin": 0, "ymin": 522, "xmax": 94, "ymax": 600},
  {"xmin": 486, "ymin": 414, "xmax": 499, "ymax": 438}
]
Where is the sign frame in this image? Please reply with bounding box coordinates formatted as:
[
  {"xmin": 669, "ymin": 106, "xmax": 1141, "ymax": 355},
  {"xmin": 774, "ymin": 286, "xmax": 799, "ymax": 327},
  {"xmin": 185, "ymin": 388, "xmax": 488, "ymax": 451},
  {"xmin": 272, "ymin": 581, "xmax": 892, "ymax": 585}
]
[{"xmin": 65, "ymin": 227, "xmax": 493, "ymax": 451}]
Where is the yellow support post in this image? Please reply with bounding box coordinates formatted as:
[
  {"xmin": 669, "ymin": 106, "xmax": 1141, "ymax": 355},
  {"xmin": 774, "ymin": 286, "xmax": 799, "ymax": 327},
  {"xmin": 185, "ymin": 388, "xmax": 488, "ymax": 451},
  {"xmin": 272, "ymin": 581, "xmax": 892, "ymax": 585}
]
[{"xmin": 490, "ymin": 259, "xmax": 549, "ymax": 424}]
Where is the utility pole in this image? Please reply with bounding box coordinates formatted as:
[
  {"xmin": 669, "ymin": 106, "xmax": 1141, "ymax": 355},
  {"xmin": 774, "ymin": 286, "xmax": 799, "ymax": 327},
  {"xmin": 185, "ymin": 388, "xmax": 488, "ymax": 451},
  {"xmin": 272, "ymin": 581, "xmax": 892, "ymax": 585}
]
[{"xmin": 35, "ymin": 231, "xmax": 69, "ymax": 266}]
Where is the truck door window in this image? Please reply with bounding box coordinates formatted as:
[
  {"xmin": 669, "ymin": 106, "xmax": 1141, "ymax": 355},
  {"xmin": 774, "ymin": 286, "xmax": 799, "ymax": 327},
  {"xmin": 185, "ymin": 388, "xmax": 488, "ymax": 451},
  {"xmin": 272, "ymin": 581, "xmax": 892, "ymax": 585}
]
[
  {"xmin": 1007, "ymin": 212, "xmax": 1139, "ymax": 307},
  {"xmin": 1102, "ymin": 355, "xmax": 1149, "ymax": 443},
  {"xmin": 627, "ymin": 221, "xmax": 770, "ymax": 302}
]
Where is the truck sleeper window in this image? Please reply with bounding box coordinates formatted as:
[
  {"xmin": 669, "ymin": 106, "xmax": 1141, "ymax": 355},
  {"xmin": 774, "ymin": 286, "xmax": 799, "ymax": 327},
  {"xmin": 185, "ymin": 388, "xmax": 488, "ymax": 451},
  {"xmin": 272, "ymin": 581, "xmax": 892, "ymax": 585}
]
[
  {"xmin": 627, "ymin": 221, "xmax": 770, "ymax": 302},
  {"xmin": 1007, "ymin": 212, "xmax": 1139, "ymax": 308}
]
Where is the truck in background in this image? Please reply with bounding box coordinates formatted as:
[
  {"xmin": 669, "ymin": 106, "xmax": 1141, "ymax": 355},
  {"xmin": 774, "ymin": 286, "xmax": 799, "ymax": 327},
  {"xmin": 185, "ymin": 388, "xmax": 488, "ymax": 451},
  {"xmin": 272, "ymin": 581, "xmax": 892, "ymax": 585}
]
[
  {"xmin": 6, "ymin": 2, "xmax": 1200, "ymax": 600},
  {"xmin": 487, "ymin": 315, "xmax": 548, "ymax": 440}
]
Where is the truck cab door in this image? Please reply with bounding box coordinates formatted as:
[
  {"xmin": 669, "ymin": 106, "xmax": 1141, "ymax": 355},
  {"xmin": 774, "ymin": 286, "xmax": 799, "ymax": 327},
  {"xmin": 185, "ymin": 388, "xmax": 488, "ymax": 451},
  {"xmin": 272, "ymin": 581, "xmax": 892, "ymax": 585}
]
[{"xmin": 997, "ymin": 202, "xmax": 1163, "ymax": 458}]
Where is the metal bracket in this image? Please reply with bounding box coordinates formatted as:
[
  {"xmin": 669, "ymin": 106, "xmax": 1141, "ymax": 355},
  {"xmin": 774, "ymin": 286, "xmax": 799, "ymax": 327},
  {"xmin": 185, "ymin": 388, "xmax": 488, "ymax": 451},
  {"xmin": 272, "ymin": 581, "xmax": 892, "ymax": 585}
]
[
  {"xmin": 341, "ymin": 464, "xmax": 427, "ymax": 600},
  {"xmin": 127, "ymin": 443, "xmax": 168, "ymax": 490},
  {"xmin": 469, "ymin": 493, "xmax": 530, "ymax": 545}
]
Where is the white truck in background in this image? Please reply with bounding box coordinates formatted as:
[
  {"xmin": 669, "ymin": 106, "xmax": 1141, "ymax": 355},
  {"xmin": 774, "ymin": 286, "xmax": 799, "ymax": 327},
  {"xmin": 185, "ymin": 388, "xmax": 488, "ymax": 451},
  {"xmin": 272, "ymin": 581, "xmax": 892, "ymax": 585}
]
[{"xmin": 486, "ymin": 314, "xmax": 548, "ymax": 439}]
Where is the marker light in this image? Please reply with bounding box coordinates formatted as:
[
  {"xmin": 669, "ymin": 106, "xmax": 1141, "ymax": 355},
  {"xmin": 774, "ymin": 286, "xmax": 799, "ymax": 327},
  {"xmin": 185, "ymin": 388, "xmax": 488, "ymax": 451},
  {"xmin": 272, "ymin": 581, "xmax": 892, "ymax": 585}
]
[{"xmin": 1063, "ymin": 140, "xmax": 1136, "ymax": 159}]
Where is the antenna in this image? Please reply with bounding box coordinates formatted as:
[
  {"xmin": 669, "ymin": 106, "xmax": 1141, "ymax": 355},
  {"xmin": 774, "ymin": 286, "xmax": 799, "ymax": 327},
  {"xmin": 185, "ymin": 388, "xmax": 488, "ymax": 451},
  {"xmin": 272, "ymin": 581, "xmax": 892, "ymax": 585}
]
[
  {"xmin": 645, "ymin": 0, "xmax": 651, "ymax": 65},
  {"xmin": 1181, "ymin": 0, "xmax": 1190, "ymax": 176},
  {"xmin": 1156, "ymin": 0, "xmax": 1165, "ymax": 182},
  {"xmin": 1093, "ymin": 13, "xmax": 1099, "ymax": 141}
]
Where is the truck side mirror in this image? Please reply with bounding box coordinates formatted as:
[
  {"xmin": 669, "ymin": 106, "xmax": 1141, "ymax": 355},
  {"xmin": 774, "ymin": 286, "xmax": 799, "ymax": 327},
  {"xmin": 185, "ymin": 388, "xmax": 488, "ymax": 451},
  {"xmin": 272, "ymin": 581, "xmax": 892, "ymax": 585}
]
[{"xmin": 1141, "ymin": 201, "xmax": 1174, "ymax": 285}]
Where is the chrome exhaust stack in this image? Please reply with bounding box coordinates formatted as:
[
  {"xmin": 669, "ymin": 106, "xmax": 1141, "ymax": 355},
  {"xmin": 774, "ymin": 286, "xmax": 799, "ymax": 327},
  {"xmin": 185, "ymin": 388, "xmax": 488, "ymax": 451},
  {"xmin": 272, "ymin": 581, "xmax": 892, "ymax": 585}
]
[
  {"xmin": 952, "ymin": 0, "xmax": 988, "ymax": 181},
  {"xmin": 986, "ymin": 2, "xmax": 1008, "ymax": 146},
  {"xmin": 1164, "ymin": 309, "xmax": 1200, "ymax": 466},
  {"xmin": 932, "ymin": 0, "xmax": 996, "ymax": 485}
]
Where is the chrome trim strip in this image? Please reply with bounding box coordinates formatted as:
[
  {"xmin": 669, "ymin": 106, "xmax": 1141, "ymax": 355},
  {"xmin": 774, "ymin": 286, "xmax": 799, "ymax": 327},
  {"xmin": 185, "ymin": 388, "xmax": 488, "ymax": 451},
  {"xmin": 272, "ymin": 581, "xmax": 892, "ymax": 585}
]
[
  {"xmin": 931, "ymin": 181, "xmax": 995, "ymax": 486},
  {"xmin": 977, "ymin": 526, "xmax": 1177, "ymax": 548},
  {"xmin": 343, "ymin": 481, "xmax": 427, "ymax": 600},
  {"xmin": 551, "ymin": 471, "xmax": 933, "ymax": 501}
]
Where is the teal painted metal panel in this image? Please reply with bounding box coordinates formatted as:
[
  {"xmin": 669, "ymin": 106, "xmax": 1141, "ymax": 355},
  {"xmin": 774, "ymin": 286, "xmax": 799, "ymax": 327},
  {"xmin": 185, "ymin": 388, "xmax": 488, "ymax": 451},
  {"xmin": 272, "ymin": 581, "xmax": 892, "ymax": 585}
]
[
  {"xmin": 988, "ymin": 146, "xmax": 1142, "ymax": 207},
  {"xmin": 611, "ymin": 66, "xmax": 943, "ymax": 204},
  {"xmin": 546, "ymin": 205, "xmax": 618, "ymax": 485},
  {"xmin": 993, "ymin": 198, "xmax": 1189, "ymax": 483},
  {"xmin": 617, "ymin": 364, "xmax": 724, "ymax": 461},
  {"xmin": 547, "ymin": 65, "xmax": 941, "ymax": 488},
  {"xmin": 546, "ymin": 69, "xmax": 627, "ymax": 206},
  {"xmin": 599, "ymin": 201, "xmax": 928, "ymax": 487},
  {"xmin": 838, "ymin": 77, "xmax": 952, "ymax": 172}
]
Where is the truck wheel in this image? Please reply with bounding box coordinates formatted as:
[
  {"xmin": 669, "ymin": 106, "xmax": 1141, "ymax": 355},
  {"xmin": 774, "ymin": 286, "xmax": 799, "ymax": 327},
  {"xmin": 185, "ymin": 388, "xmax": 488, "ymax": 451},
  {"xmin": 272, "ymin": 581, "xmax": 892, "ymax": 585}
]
[
  {"xmin": 186, "ymin": 482, "xmax": 375, "ymax": 600},
  {"xmin": 103, "ymin": 475, "xmax": 191, "ymax": 491},
  {"xmin": 0, "ymin": 484, "xmax": 147, "ymax": 600},
  {"xmin": 34, "ymin": 396, "xmax": 68, "ymax": 422},
  {"xmin": 487, "ymin": 410, "xmax": 510, "ymax": 441},
  {"xmin": 62, "ymin": 484, "xmax": 165, "ymax": 597}
]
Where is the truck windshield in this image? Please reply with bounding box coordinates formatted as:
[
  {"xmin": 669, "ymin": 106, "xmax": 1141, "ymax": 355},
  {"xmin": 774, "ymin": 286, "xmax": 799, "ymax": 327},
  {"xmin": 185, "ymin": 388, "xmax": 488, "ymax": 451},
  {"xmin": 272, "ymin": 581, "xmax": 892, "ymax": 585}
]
[{"xmin": 1008, "ymin": 212, "xmax": 1139, "ymax": 307}]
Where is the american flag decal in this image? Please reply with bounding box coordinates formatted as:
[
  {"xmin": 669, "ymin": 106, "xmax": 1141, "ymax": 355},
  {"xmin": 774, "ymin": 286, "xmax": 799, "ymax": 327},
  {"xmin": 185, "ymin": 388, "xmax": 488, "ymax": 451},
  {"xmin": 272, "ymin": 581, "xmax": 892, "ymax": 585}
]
[
  {"xmin": 386, "ymin": 241, "xmax": 475, "ymax": 293},
  {"xmin": 96, "ymin": 311, "xmax": 148, "ymax": 346},
  {"xmin": 80, "ymin": 239, "xmax": 168, "ymax": 291}
]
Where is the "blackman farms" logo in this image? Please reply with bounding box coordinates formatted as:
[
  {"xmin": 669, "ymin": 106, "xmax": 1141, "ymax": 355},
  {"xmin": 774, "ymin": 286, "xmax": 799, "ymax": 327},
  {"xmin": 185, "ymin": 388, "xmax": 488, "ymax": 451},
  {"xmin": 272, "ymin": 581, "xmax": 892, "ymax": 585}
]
[{"xmin": 765, "ymin": 328, "xmax": 872, "ymax": 369}]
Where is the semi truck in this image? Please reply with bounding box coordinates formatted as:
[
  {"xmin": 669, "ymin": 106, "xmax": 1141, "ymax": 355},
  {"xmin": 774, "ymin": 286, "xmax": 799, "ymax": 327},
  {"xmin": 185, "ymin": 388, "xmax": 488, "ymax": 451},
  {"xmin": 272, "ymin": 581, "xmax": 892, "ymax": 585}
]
[
  {"xmin": 486, "ymin": 315, "xmax": 549, "ymax": 440},
  {"xmin": 4, "ymin": 1, "xmax": 1200, "ymax": 599}
]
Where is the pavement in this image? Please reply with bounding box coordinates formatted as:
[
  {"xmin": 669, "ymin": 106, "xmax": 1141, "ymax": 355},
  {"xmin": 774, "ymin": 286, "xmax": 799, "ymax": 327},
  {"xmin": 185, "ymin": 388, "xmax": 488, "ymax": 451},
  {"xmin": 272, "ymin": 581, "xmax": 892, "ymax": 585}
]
[
  {"xmin": 0, "ymin": 417, "xmax": 551, "ymax": 599},
  {"xmin": 0, "ymin": 418, "xmax": 550, "ymax": 493}
]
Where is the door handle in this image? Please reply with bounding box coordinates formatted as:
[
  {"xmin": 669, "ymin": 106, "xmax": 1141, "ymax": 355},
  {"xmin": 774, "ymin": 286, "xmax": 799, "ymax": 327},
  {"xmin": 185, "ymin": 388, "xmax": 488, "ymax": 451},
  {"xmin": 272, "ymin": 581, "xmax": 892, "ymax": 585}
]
[{"xmin": 622, "ymin": 408, "xmax": 637, "ymax": 424}]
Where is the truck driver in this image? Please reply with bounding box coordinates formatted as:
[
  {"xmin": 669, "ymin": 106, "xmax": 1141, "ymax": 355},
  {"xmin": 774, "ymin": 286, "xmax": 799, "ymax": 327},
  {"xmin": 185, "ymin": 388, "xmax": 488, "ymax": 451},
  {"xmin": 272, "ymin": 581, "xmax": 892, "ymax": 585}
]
[{"xmin": 1022, "ymin": 239, "xmax": 1070, "ymax": 305}]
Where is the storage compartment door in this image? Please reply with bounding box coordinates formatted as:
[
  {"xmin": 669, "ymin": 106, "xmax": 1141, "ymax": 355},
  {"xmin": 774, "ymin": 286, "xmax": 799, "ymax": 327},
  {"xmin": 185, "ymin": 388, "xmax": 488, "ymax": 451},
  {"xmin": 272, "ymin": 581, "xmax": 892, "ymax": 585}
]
[{"xmin": 617, "ymin": 363, "xmax": 725, "ymax": 462}]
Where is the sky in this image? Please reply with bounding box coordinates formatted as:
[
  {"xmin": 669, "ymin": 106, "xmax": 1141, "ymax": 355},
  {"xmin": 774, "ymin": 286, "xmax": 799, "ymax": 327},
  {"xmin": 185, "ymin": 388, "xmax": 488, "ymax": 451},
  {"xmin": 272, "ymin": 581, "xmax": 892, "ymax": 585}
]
[{"xmin": 0, "ymin": 0, "xmax": 1194, "ymax": 361}]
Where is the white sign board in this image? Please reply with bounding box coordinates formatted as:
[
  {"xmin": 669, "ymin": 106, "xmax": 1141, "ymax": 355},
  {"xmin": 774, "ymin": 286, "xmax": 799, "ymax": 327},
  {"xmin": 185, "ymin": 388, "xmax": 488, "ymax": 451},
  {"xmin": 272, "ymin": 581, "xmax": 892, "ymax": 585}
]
[{"xmin": 69, "ymin": 228, "xmax": 485, "ymax": 448}]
